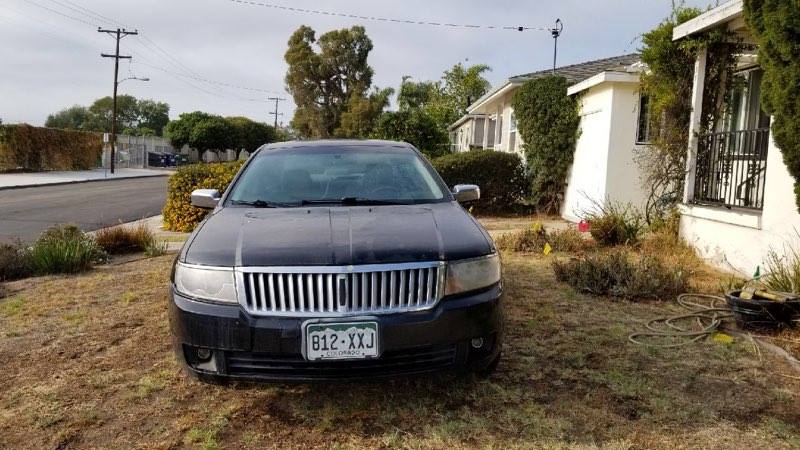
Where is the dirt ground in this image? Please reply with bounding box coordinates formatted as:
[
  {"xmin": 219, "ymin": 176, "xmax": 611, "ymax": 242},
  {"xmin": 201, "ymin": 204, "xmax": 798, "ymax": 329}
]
[{"xmin": 1, "ymin": 222, "xmax": 799, "ymax": 449}]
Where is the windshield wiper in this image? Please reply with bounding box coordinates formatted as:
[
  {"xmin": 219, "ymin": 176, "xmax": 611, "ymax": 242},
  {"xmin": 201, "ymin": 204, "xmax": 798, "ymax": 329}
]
[
  {"xmin": 230, "ymin": 199, "xmax": 292, "ymax": 208},
  {"xmin": 300, "ymin": 197, "xmax": 410, "ymax": 206}
]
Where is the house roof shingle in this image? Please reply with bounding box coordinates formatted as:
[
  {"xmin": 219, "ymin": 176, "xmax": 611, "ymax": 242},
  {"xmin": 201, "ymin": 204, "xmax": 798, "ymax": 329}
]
[{"xmin": 509, "ymin": 53, "xmax": 641, "ymax": 84}]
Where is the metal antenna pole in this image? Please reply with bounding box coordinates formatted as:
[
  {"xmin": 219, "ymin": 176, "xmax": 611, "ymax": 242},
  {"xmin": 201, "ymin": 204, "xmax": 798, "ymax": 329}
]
[
  {"xmin": 550, "ymin": 19, "xmax": 563, "ymax": 75},
  {"xmin": 100, "ymin": 27, "xmax": 138, "ymax": 174}
]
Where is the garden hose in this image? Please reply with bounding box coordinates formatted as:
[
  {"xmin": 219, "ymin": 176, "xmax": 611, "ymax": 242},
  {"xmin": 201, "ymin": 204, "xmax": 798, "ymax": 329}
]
[{"xmin": 628, "ymin": 293, "xmax": 734, "ymax": 348}]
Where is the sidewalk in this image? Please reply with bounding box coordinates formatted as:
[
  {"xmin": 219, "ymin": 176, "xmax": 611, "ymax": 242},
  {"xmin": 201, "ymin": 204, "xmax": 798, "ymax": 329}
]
[{"xmin": 0, "ymin": 168, "xmax": 173, "ymax": 189}]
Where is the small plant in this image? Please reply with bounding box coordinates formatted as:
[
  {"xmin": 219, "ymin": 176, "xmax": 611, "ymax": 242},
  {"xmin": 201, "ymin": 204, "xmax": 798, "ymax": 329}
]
[
  {"xmin": 583, "ymin": 201, "xmax": 644, "ymax": 246},
  {"xmin": 548, "ymin": 227, "xmax": 591, "ymax": 253},
  {"xmin": 552, "ymin": 249, "xmax": 688, "ymax": 300},
  {"xmin": 144, "ymin": 240, "xmax": 168, "ymax": 257},
  {"xmin": 28, "ymin": 225, "xmax": 106, "ymax": 275},
  {"xmin": 495, "ymin": 226, "xmax": 548, "ymax": 253},
  {"xmin": 762, "ymin": 241, "xmax": 800, "ymax": 294},
  {"xmin": 0, "ymin": 241, "xmax": 31, "ymax": 282},
  {"xmin": 95, "ymin": 222, "xmax": 156, "ymax": 254}
]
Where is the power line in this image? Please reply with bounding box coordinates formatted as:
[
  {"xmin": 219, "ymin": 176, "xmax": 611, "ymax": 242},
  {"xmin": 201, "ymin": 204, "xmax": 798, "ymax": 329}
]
[
  {"xmin": 225, "ymin": 0, "xmax": 549, "ymax": 31},
  {"xmin": 21, "ymin": 0, "xmax": 97, "ymax": 26}
]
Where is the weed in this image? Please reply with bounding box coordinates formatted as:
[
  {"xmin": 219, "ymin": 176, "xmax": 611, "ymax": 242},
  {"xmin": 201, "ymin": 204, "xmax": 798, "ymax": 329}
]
[
  {"xmin": 583, "ymin": 200, "xmax": 644, "ymax": 246},
  {"xmin": 495, "ymin": 227, "xmax": 547, "ymax": 253},
  {"xmin": 552, "ymin": 249, "xmax": 689, "ymax": 300},
  {"xmin": 548, "ymin": 227, "xmax": 591, "ymax": 252},
  {"xmin": 94, "ymin": 222, "xmax": 155, "ymax": 254},
  {"xmin": 762, "ymin": 238, "xmax": 800, "ymax": 294},
  {"xmin": 0, "ymin": 241, "xmax": 31, "ymax": 281},
  {"xmin": 28, "ymin": 225, "xmax": 105, "ymax": 275},
  {"xmin": 144, "ymin": 239, "xmax": 168, "ymax": 257},
  {"xmin": 0, "ymin": 296, "xmax": 25, "ymax": 317}
]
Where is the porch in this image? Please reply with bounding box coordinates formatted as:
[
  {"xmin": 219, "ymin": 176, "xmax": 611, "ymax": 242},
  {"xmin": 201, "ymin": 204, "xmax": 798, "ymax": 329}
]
[{"xmin": 675, "ymin": 0, "xmax": 800, "ymax": 274}]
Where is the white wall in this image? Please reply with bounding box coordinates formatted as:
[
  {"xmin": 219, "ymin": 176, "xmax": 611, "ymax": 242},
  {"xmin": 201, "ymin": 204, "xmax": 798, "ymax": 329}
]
[{"xmin": 681, "ymin": 133, "xmax": 800, "ymax": 275}]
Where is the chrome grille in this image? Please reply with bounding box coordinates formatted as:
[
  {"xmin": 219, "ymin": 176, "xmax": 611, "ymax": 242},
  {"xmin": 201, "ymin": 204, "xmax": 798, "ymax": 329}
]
[{"xmin": 237, "ymin": 262, "xmax": 445, "ymax": 317}]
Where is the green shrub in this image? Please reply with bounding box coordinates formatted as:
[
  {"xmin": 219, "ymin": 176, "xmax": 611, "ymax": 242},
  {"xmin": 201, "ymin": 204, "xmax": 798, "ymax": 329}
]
[
  {"xmin": 552, "ymin": 250, "xmax": 689, "ymax": 300},
  {"xmin": 584, "ymin": 201, "xmax": 644, "ymax": 246},
  {"xmin": 95, "ymin": 222, "xmax": 156, "ymax": 254},
  {"xmin": 745, "ymin": 0, "xmax": 800, "ymax": 210},
  {"xmin": 0, "ymin": 242, "xmax": 31, "ymax": 281},
  {"xmin": 29, "ymin": 225, "xmax": 106, "ymax": 275},
  {"xmin": 162, "ymin": 161, "xmax": 244, "ymax": 232},
  {"xmin": 432, "ymin": 150, "xmax": 528, "ymax": 212},
  {"xmin": 0, "ymin": 124, "xmax": 101, "ymax": 172}
]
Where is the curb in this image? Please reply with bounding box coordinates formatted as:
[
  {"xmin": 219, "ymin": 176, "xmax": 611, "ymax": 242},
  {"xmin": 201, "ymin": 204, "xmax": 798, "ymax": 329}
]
[{"xmin": 0, "ymin": 173, "xmax": 171, "ymax": 191}]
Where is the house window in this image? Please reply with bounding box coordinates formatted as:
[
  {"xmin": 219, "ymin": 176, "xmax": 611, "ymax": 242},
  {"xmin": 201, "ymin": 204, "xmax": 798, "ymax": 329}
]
[
  {"xmin": 636, "ymin": 94, "xmax": 653, "ymax": 144},
  {"xmin": 509, "ymin": 113, "xmax": 518, "ymax": 152},
  {"xmin": 723, "ymin": 68, "xmax": 771, "ymax": 134}
]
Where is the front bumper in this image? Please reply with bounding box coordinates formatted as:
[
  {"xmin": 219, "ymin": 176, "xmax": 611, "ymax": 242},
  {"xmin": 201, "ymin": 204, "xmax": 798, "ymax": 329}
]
[{"xmin": 169, "ymin": 284, "xmax": 503, "ymax": 382}]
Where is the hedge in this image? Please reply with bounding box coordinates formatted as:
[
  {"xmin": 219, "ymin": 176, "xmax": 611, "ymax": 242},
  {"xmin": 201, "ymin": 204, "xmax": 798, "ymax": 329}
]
[
  {"xmin": 0, "ymin": 124, "xmax": 102, "ymax": 171},
  {"xmin": 162, "ymin": 161, "xmax": 245, "ymax": 232},
  {"xmin": 432, "ymin": 150, "xmax": 528, "ymax": 212}
]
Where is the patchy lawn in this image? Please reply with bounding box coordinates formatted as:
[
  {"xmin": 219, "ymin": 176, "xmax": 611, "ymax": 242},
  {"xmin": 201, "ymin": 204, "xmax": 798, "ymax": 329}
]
[{"xmin": 1, "ymin": 231, "xmax": 799, "ymax": 448}]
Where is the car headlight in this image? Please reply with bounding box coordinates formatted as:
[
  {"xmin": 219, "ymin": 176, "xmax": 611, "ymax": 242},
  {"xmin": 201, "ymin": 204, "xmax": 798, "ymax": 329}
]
[
  {"xmin": 445, "ymin": 254, "xmax": 501, "ymax": 296},
  {"xmin": 174, "ymin": 263, "xmax": 238, "ymax": 304}
]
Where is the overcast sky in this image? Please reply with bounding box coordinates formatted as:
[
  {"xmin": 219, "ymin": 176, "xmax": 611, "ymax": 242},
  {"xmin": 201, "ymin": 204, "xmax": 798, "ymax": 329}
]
[{"xmin": 0, "ymin": 0, "xmax": 712, "ymax": 126}]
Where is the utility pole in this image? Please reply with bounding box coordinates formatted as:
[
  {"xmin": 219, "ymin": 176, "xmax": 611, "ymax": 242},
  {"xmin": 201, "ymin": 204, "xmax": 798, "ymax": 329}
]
[
  {"xmin": 99, "ymin": 27, "xmax": 138, "ymax": 174},
  {"xmin": 268, "ymin": 97, "xmax": 286, "ymax": 128},
  {"xmin": 550, "ymin": 19, "xmax": 563, "ymax": 75}
]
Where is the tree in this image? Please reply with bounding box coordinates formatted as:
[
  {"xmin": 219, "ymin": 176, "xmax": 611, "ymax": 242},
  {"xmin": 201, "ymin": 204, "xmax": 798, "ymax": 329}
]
[
  {"xmin": 335, "ymin": 87, "xmax": 394, "ymax": 138},
  {"xmin": 45, "ymin": 96, "xmax": 170, "ymax": 136},
  {"xmin": 397, "ymin": 77, "xmax": 437, "ymax": 111},
  {"xmin": 164, "ymin": 111, "xmax": 213, "ymax": 149},
  {"xmin": 284, "ymin": 25, "xmax": 375, "ymax": 138},
  {"xmin": 437, "ymin": 63, "xmax": 491, "ymax": 124},
  {"xmin": 745, "ymin": 0, "xmax": 800, "ymax": 210},
  {"xmin": 227, "ymin": 116, "xmax": 277, "ymax": 155},
  {"xmin": 136, "ymin": 99, "xmax": 170, "ymax": 136},
  {"xmin": 512, "ymin": 76, "xmax": 581, "ymax": 213},
  {"xmin": 372, "ymin": 109, "xmax": 449, "ymax": 157},
  {"xmin": 45, "ymin": 105, "xmax": 89, "ymax": 130},
  {"xmin": 189, "ymin": 116, "xmax": 234, "ymax": 152},
  {"xmin": 84, "ymin": 95, "xmax": 139, "ymax": 132}
]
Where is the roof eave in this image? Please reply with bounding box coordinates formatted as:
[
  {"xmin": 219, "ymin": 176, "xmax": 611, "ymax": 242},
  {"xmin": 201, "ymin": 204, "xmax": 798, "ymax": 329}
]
[
  {"xmin": 673, "ymin": 0, "xmax": 744, "ymax": 40},
  {"xmin": 566, "ymin": 71, "xmax": 640, "ymax": 96}
]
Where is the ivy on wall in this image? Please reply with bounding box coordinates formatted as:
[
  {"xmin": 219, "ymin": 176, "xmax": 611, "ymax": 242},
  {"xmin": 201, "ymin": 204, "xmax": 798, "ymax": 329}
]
[
  {"xmin": 745, "ymin": 0, "xmax": 800, "ymax": 210},
  {"xmin": 0, "ymin": 124, "xmax": 102, "ymax": 172},
  {"xmin": 511, "ymin": 76, "xmax": 580, "ymax": 214},
  {"xmin": 638, "ymin": 6, "xmax": 741, "ymax": 222}
]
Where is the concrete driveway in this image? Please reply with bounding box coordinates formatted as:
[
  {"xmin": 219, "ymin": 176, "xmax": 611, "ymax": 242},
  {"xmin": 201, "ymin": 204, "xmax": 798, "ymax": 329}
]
[{"xmin": 0, "ymin": 177, "xmax": 168, "ymax": 243}]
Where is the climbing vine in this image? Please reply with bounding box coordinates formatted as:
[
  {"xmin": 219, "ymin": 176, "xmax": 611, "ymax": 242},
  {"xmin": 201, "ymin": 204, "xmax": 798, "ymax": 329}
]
[
  {"xmin": 638, "ymin": 5, "xmax": 741, "ymax": 223},
  {"xmin": 511, "ymin": 76, "xmax": 580, "ymax": 214},
  {"xmin": 744, "ymin": 0, "xmax": 800, "ymax": 210}
]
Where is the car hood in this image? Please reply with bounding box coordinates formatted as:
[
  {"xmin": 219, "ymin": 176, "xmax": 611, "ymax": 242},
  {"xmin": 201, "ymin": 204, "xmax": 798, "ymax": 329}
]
[{"xmin": 182, "ymin": 202, "xmax": 493, "ymax": 267}]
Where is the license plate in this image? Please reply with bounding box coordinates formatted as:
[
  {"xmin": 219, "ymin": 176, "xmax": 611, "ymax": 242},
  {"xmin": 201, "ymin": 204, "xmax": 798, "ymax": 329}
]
[{"xmin": 304, "ymin": 321, "xmax": 379, "ymax": 361}]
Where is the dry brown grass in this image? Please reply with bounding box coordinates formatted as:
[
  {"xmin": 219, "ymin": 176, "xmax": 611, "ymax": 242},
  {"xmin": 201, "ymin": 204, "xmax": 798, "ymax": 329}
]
[
  {"xmin": 1, "ymin": 251, "xmax": 799, "ymax": 449},
  {"xmin": 94, "ymin": 222, "xmax": 156, "ymax": 255}
]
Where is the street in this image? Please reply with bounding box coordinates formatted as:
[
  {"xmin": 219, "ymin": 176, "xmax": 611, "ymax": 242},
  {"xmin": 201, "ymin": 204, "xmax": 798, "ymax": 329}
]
[{"xmin": 0, "ymin": 177, "xmax": 168, "ymax": 243}]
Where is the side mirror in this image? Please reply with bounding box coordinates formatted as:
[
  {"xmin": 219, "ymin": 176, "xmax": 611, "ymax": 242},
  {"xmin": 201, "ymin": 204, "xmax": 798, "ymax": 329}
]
[
  {"xmin": 191, "ymin": 189, "xmax": 221, "ymax": 209},
  {"xmin": 452, "ymin": 184, "xmax": 480, "ymax": 203}
]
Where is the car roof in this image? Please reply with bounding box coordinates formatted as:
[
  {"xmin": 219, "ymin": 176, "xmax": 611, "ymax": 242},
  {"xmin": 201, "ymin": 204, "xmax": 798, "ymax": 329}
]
[{"xmin": 262, "ymin": 139, "xmax": 416, "ymax": 152}]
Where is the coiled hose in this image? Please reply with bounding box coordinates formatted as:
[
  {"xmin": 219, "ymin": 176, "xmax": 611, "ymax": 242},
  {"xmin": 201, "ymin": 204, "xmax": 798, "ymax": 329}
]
[{"xmin": 628, "ymin": 294, "xmax": 734, "ymax": 348}]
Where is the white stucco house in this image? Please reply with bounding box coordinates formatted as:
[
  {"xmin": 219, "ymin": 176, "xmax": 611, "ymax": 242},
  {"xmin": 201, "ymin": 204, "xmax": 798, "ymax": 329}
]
[
  {"xmin": 673, "ymin": 0, "xmax": 800, "ymax": 275},
  {"xmin": 449, "ymin": 54, "xmax": 652, "ymax": 222}
]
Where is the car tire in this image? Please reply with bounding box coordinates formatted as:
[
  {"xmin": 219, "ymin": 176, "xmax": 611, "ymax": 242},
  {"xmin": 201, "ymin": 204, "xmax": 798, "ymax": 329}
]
[{"xmin": 474, "ymin": 352, "xmax": 501, "ymax": 379}]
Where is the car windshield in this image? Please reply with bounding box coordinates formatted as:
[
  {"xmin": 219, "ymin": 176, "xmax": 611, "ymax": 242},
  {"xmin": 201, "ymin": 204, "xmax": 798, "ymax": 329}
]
[{"xmin": 227, "ymin": 145, "xmax": 449, "ymax": 206}]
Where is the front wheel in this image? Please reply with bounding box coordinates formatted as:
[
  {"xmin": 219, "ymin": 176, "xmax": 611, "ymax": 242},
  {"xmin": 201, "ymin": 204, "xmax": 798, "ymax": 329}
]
[{"xmin": 473, "ymin": 352, "xmax": 501, "ymax": 378}]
